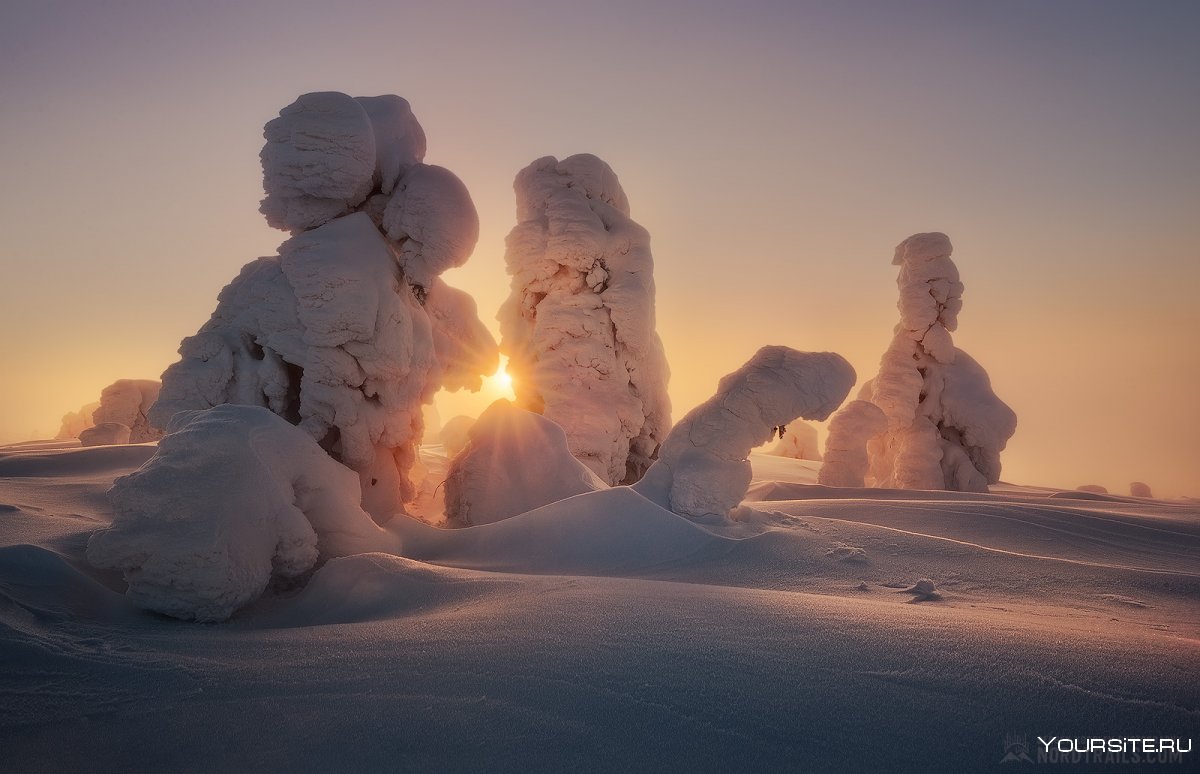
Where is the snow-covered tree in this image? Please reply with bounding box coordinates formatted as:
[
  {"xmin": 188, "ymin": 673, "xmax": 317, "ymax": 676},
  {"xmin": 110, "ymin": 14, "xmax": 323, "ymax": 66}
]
[
  {"xmin": 634, "ymin": 346, "xmax": 855, "ymax": 520},
  {"xmin": 499, "ymin": 154, "xmax": 670, "ymax": 486},
  {"xmin": 767, "ymin": 421, "xmax": 822, "ymax": 461},
  {"xmin": 817, "ymin": 400, "xmax": 887, "ymax": 487},
  {"xmin": 860, "ymin": 233, "xmax": 1016, "ymax": 491},
  {"xmin": 63, "ymin": 380, "xmax": 162, "ymax": 446},
  {"xmin": 151, "ymin": 93, "xmax": 497, "ymax": 521}
]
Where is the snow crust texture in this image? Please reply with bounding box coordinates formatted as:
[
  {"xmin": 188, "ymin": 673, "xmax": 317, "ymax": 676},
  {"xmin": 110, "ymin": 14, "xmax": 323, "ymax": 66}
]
[
  {"xmin": 635, "ymin": 346, "xmax": 855, "ymax": 519},
  {"xmin": 151, "ymin": 93, "xmax": 496, "ymax": 521},
  {"xmin": 86, "ymin": 406, "xmax": 389, "ymax": 622},
  {"xmin": 499, "ymin": 154, "xmax": 670, "ymax": 486},
  {"xmin": 444, "ymin": 400, "xmax": 606, "ymax": 527},
  {"xmin": 860, "ymin": 233, "xmax": 1017, "ymax": 491},
  {"xmin": 818, "ymin": 400, "xmax": 888, "ymax": 487}
]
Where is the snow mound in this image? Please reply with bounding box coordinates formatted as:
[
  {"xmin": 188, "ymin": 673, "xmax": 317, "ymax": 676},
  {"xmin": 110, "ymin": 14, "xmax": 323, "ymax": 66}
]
[
  {"xmin": 862, "ymin": 233, "xmax": 1017, "ymax": 492},
  {"xmin": 0, "ymin": 444, "xmax": 157, "ymax": 478},
  {"xmin": 635, "ymin": 346, "xmax": 855, "ymax": 520},
  {"xmin": 1130, "ymin": 481, "xmax": 1153, "ymax": 498},
  {"xmin": 0, "ymin": 544, "xmax": 137, "ymax": 622},
  {"xmin": 444, "ymin": 400, "xmax": 607, "ymax": 527},
  {"xmin": 249, "ymin": 553, "xmax": 510, "ymax": 628},
  {"xmin": 499, "ymin": 153, "xmax": 670, "ymax": 485},
  {"xmin": 396, "ymin": 486, "xmax": 721, "ymax": 576},
  {"xmin": 87, "ymin": 406, "xmax": 392, "ymax": 622}
]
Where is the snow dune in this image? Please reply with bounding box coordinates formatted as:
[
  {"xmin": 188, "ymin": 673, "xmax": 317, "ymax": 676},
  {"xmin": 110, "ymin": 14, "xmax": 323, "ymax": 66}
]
[{"xmin": 1, "ymin": 441, "xmax": 1197, "ymax": 771}]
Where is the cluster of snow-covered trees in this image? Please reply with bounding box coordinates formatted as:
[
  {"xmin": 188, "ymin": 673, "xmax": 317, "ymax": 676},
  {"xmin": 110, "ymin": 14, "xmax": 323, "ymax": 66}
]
[{"xmin": 80, "ymin": 91, "xmax": 1022, "ymax": 620}]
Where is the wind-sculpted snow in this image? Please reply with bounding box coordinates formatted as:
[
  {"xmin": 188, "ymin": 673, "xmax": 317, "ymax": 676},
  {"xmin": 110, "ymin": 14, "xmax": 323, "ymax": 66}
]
[
  {"xmin": 635, "ymin": 346, "xmax": 855, "ymax": 520},
  {"xmin": 499, "ymin": 154, "xmax": 670, "ymax": 486},
  {"xmin": 152, "ymin": 93, "xmax": 496, "ymax": 521},
  {"xmin": 861, "ymin": 233, "xmax": 1016, "ymax": 491},
  {"xmin": 443, "ymin": 400, "xmax": 606, "ymax": 527},
  {"xmin": 87, "ymin": 406, "xmax": 391, "ymax": 622},
  {"xmin": 818, "ymin": 400, "xmax": 887, "ymax": 487}
]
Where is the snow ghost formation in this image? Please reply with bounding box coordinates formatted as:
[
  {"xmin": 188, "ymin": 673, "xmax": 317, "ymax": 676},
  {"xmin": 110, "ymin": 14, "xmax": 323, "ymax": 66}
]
[
  {"xmin": 444, "ymin": 400, "xmax": 607, "ymax": 527},
  {"xmin": 768, "ymin": 421, "xmax": 823, "ymax": 461},
  {"xmin": 1130, "ymin": 481, "xmax": 1153, "ymax": 498},
  {"xmin": 858, "ymin": 233, "xmax": 1016, "ymax": 492},
  {"xmin": 56, "ymin": 402, "xmax": 99, "ymax": 440},
  {"xmin": 499, "ymin": 154, "xmax": 671, "ymax": 486},
  {"xmin": 635, "ymin": 346, "xmax": 855, "ymax": 520},
  {"xmin": 87, "ymin": 406, "xmax": 391, "ymax": 622},
  {"xmin": 150, "ymin": 93, "xmax": 497, "ymax": 521},
  {"xmin": 817, "ymin": 400, "xmax": 888, "ymax": 487},
  {"xmin": 66, "ymin": 379, "xmax": 163, "ymax": 446}
]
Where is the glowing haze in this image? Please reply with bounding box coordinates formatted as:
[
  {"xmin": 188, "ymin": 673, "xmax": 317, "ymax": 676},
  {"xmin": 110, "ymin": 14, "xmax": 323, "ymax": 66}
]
[{"xmin": 0, "ymin": 1, "xmax": 1197, "ymax": 496}]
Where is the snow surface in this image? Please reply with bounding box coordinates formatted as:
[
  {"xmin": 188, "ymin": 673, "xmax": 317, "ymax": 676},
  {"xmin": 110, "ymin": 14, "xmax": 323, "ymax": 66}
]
[
  {"xmin": 86, "ymin": 406, "xmax": 391, "ymax": 621},
  {"xmin": 636, "ymin": 346, "xmax": 855, "ymax": 520},
  {"xmin": 1, "ymin": 438, "xmax": 1198, "ymax": 771},
  {"xmin": 499, "ymin": 154, "xmax": 671, "ymax": 486},
  {"xmin": 443, "ymin": 400, "xmax": 606, "ymax": 526},
  {"xmin": 861, "ymin": 233, "xmax": 1017, "ymax": 491}
]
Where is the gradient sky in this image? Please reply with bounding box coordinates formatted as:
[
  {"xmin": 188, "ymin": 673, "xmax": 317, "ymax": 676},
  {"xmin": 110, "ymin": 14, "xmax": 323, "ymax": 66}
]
[{"xmin": 1, "ymin": 0, "xmax": 1197, "ymax": 496}]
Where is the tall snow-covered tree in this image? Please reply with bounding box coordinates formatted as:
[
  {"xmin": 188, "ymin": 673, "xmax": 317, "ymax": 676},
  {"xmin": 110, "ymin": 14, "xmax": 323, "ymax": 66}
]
[
  {"xmin": 859, "ymin": 233, "xmax": 1016, "ymax": 491},
  {"xmin": 499, "ymin": 154, "xmax": 670, "ymax": 485}
]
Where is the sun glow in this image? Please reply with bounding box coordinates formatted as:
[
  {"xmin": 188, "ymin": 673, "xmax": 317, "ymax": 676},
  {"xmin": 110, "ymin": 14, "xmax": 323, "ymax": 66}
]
[{"xmin": 487, "ymin": 356, "xmax": 516, "ymax": 400}]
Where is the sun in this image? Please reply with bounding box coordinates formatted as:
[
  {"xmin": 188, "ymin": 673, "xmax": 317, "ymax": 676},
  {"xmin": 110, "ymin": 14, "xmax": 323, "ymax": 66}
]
[{"xmin": 486, "ymin": 356, "xmax": 515, "ymax": 399}]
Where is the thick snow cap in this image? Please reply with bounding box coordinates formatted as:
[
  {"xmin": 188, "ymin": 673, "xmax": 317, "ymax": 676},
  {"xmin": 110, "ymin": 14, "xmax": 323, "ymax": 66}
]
[
  {"xmin": 499, "ymin": 153, "xmax": 670, "ymax": 486},
  {"xmin": 635, "ymin": 346, "xmax": 855, "ymax": 520},
  {"xmin": 87, "ymin": 406, "xmax": 389, "ymax": 622},
  {"xmin": 444, "ymin": 400, "xmax": 607, "ymax": 527},
  {"xmin": 863, "ymin": 233, "xmax": 1016, "ymax": 491},
  {"xmin": 260, "ymin": 93, "xmax": 427, "ymax": 232}
]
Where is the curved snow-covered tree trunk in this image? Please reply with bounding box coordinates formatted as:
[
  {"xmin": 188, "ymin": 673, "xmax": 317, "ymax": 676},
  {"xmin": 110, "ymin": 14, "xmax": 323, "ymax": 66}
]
[{"xmin": 634, "ymin": 346, "xmax": 855, "ymax": 520}]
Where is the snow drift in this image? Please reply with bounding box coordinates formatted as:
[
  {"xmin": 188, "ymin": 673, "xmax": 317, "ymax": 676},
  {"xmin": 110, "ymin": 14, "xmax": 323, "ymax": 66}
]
[
  {"xmin": 635, "ymin": 346, "xmax": 855, "ymax": 519},
  {"xmin": 87, "ymin": 405, "xmax": 391, "ymax": 622},
  {"xmin": 860, "ymin": 233, "xmax": 1017, "ymax": 491},
  {"xmin": 151, "ymin": 92, "xmax": 497, "ymax": 521},
  {"xmin": 443, "ymin": 400, "xmax": 606, "ymax": 527},
  {"xmin": 499, "ymin": 154, "xmax": 670, "ymax": 486}
]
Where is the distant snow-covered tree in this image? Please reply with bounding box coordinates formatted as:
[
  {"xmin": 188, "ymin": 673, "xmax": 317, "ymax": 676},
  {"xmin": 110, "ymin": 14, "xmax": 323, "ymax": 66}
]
[{"xmin": 860, "ymin": 233, "xmax": 1016, "ymax": 491}]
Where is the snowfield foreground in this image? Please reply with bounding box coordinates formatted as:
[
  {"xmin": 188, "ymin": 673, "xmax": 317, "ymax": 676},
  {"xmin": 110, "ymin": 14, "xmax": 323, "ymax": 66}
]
[{"xmin": 1, "ymin": 440, "xmax": 1197, "ymax": 772}]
